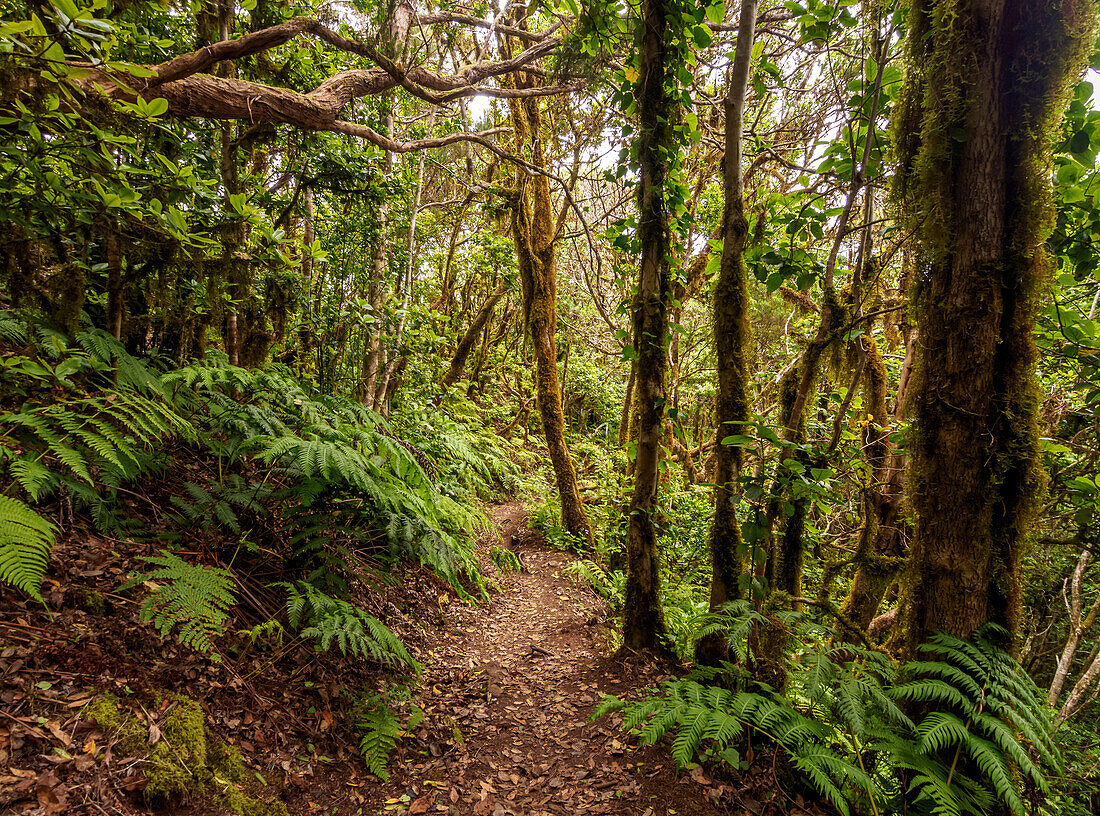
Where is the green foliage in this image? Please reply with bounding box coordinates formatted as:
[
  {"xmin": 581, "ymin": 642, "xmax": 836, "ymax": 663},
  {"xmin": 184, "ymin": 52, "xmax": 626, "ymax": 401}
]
[
  {"xmin": 356, "ymin": 695, "xmax": 401, "ymax": 781},
  {"xmin": 894, "ymin": 628, "xmax": 1061, "ymax": 816},
  {"xmin": 169, "ymin": 475, "xmax": 272, "ymax": 536},
  {"xmin": 0, "ymin": 494, "xmax": 56, "ymax": 601},
  {"xmin": 489, "ymin": 545, "xmax": 523, "ymax": 575},
  {"xmin": 598, "ymin": 613, "xmax": 1059, "ymax": 816},
  {"xmin": 280, "ymin": 581, "xmax": 419, "ymax": 673},
  {"xmin": 564, "ymin": 558, "xmax": 625, "ymax": 609},
  {"xmin": 165, "ymin": 359, "xmax": 490, "ymax": 597},
  {"xmin": 124, "ymin": 551, "xmax": 236, "ymax": 659},
  {"xmin": 0, "ymin": 318, "xmax": 193, "ymax": 596}
]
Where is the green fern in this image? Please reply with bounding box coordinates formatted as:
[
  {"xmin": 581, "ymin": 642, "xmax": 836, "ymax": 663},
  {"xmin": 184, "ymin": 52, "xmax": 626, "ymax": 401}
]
[
  {"xmin": 598, "ymin": 610, "xmax": 1057, "ymax": 816},
  {"xmin": 123, "ymin": 551, "xmax": 236, "ymax": 659},
  {"xmin": 279, "ymin": 581, "xmax": 420, "ymax": 673},
  {"xmin": 0, "ymin": 495, "xmax": 56, "ymax": 601},
  {"xmin": 563, "ymin": 558, "xmax": 625, "ymax": 609},
  {"xmin": 489, "ymin": 545, "xmax": 522, "ymax": 575},
  {"xmin": 889, "ymin": 626, "xmax": 1061, "ymax": 816},
  {"xmin": 357, "ymin": 695, "xmax": 401, "ymax": 780}
]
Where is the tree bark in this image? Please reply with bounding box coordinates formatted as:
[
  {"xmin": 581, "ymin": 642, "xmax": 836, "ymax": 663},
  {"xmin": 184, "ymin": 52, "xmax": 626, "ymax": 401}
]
[
  {"xmin": 696, "ymin": 0, "xmax": 759, "ymax": 667},
  {"xmin": 441, "ymin": 286, "xmax": 508, "ymax": 388},
  {"xmin": 890, "ymin": 0, "xmax": 1097, "ymax": 656},
  {"xmin": 622, "ymin": 0, "xmax": 674, "ymax": 655}
]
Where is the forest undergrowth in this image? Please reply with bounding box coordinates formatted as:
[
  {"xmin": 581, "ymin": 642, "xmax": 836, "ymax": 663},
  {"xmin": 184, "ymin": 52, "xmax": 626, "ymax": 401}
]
[{"xmin": 0, "ymin": 314, "xmax": 738, "ymax": 816}]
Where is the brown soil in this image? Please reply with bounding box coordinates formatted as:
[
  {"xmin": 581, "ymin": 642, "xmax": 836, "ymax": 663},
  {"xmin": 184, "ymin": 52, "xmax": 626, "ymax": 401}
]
[
  {"xmin": 365, "ymin": 502, "xmax": 731, "ymax": 816},
  {"xmin": 0, "ymin": 503, "xmax": 740, "ymax": 815}
]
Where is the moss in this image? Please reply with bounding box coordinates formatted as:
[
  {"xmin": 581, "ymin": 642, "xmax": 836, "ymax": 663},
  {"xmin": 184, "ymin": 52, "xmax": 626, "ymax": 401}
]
[
  {"xmin": 144, "ymin": 696, "xmax": 207, "ymax": 799},
  {"xmin": 81, "ymin": 691, "xmax": 286, "ymax": 811},
  {"xmin": 85, "ymin": 694, "xmax": 123, "ymax": 732},
  {"xmin": 85, "ymin": 693, "xmax": 153, "ymax": 761},
  {"xmin": 208, "ymin": 738, "xmax": 245, "ymax": 784},
  {"xmin": 80, "ymin": 589, "xmax": 108, "ymax": 616}
]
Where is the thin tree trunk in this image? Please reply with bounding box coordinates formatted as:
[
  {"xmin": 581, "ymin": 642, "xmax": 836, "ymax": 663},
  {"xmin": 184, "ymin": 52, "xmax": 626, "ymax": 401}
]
[
  {"xmin": 503, "ymin": 55, "xmax": 593, "ymax": 546},
  {"xmin": 1049, "ymin": 548, "xmax": 1100, "ymax": 707},
  {"xmin": 619, "ymin": 363, "xmax": 635, "ymax": 447},
  {"xmin": 622, "ymin": 0, "xmax": 674, "ymax": 655},
  {"xmin": 105, "ymin": 230, "xmax": 123, "ymax": 340},
  {"xmin": 358, "ymin": 0, "xmax": 413, "ymax": 407},
  {"xmin": 696, "ymin": 0, "xmax": 759, "ymax": 667},
  {"xmin": 376, "ymin": 133, "xmax": 430, "ymax": 409},
  {"xmin": 441, "ymin": 286, "xmax": 508, "ymax": 388},
  {"xmin": 1058, "ymin": 647, "xmax": 1100, "ymax": 722}
]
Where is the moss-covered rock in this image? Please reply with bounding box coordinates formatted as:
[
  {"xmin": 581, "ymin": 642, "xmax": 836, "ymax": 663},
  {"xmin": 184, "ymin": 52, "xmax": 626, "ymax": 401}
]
[{"xmin": 82, "ymin": 691, "xmax": 286, "ymax": 815}]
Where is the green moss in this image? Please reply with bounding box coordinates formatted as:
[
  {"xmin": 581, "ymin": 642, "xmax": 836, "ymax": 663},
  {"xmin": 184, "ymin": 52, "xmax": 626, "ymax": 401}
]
[
  {"xmin": 209, "ymin": 738, "xmax": 245, "ymax": 785},
  {"xmin": 143, "ymin": 695, "xmax": 208, "ymax": 799},
  {"xmin": 80, "ymin": 589, "xmax": 108, "ymax": 616},
  {"xmin": 85, "ymin": 694, "xmax": 123, "ymax": 732}
]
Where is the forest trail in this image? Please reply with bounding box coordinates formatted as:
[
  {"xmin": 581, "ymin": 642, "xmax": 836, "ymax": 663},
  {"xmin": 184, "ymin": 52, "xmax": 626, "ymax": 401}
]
[{"xmin": 372, "ymin": 503, "xmax": 727, "ymax": 816}]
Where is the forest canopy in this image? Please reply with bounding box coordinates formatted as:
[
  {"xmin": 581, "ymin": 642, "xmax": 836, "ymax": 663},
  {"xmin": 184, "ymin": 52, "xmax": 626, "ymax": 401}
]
[{"xmin": 2, "ymin": 0, "xmax": 1100, "ymax": 813}]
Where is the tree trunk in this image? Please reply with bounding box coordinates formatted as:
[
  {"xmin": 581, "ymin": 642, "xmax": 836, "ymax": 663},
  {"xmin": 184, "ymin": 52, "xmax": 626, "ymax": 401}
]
[
  {"xmin": 1058, "ymin": 646, "xmax": 1100, "ymax": 722},
  {"xmin": 375, "ymin": 124, "xmax": 431, "ymax": 406},
  {"xmin": 619, "ymin": 362, "xmax": 635, "ymax": 447},
  {"xmin": 890, "ymin": 0, "xmax": 1096, "ymax": 656},
  {"xmin": 622, "ymin": 0, "xmax": 675, "ymax": 655},
  {"xmin": 1048, "ymin": 547, "xmax": 1099, "ymax": 708},
  {"xmin": 506, "ymin": 92, "xmax": 594, "ymax": 547},
  {"xmin": 696, "ymin": 0, "xmax": 759, "ymax": 667},
  {"xmin": 104, "ymin": 230, "xmax": 123, "ymax": 340},
  {"xmin": 357, "ymin": 0, "xmax": 413, "ymax": 407},
  {"xmin": 442, "ymin": 286, "xmax": 508, "ymax": 388}
]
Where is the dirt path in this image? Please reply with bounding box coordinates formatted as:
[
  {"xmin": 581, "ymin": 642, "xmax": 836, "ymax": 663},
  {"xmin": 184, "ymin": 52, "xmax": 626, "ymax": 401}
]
[{"xmin": 373, "ymin": 503, "xmax": 729, "ymax": 816}]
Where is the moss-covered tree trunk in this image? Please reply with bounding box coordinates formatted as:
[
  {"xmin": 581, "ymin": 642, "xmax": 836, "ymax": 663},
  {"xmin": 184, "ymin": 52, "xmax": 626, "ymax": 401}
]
[
  {"xmin": 104, "ymin": 229, "xmax": 123, "ymax": 340},
  {"xmin": 837, "ymin": 332, "xmax": 910, "ymax": 635},
  {"xmin": 506, "ymin": 92, "xmax": 594, "ymax": 547},
  {"xmin": 891, "ymin": 0, "xmax": 1096, "ymax": 656},
  {"xmin": 695, "ymin": 0, "xmax": 759, "ymax": 666},
  {"xmin": 622, "ymin": 0, "xmax": 674, "ymax": 655},
  {"xmin": 441, "ymin": 285, "xmax": 507, "ymax": 388},
  {"xmin": 356, "ymin": 0, "xmax": 412, "ymax": 407}
]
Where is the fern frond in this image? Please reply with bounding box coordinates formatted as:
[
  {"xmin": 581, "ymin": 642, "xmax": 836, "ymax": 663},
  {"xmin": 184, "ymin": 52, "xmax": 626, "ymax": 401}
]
[
  {"xmin": 0, "ymin": 495, "xmax": 56, "ymax": 601},
  {"xmin": 127, "ymin": 551, "xmax": 235, "ymax": 658},
  {"xmin": 357, "ymin": 697, "xmax": 400, "ymax": 781}
]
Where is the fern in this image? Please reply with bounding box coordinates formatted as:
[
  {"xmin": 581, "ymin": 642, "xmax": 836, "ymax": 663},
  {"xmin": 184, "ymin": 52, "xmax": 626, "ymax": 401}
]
[
  {"xmin": 357, "ymin": 696, "xmax": 400, "ymax": 781},
  {"xmin": 598, "ymin": 610, "xmax": 1057, "ymax": 816},
  {"xmin": 890, "ymin": 625, "xmax": 1061, "ymax": 816},
  {"xmin": 279, "ymin": 581, "xmax": 419, "ymax": 673},
  {"xmin": 0, "ymin": 495, "xmax": 56, "ymax": 601},
  {"xmin": 563, "ymin": 558, "xmax": 625, "ymax": 609},
  {"xmin": 123, "ymin": 551, "xmax": 236, "ymax": 658},
  {"xmin": 489, "ymin": 545, "xmax": 522, "ymax": 575}
]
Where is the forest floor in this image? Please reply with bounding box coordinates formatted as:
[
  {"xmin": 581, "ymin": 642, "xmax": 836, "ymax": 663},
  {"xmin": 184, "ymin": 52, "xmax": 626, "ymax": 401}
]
[
  {"xmin": 365, "ymin": 502, "xmax": 731, "ymax": 816},
  {"xmin": 0, "ymin": 502, "xmax": 779, "ymax": 816}
]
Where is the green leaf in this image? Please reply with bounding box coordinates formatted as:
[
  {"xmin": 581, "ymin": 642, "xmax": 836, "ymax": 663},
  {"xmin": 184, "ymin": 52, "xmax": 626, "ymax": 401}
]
[{"xmin": 145, "ymin": 97, "xmax": 169, "ymax": 117}]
